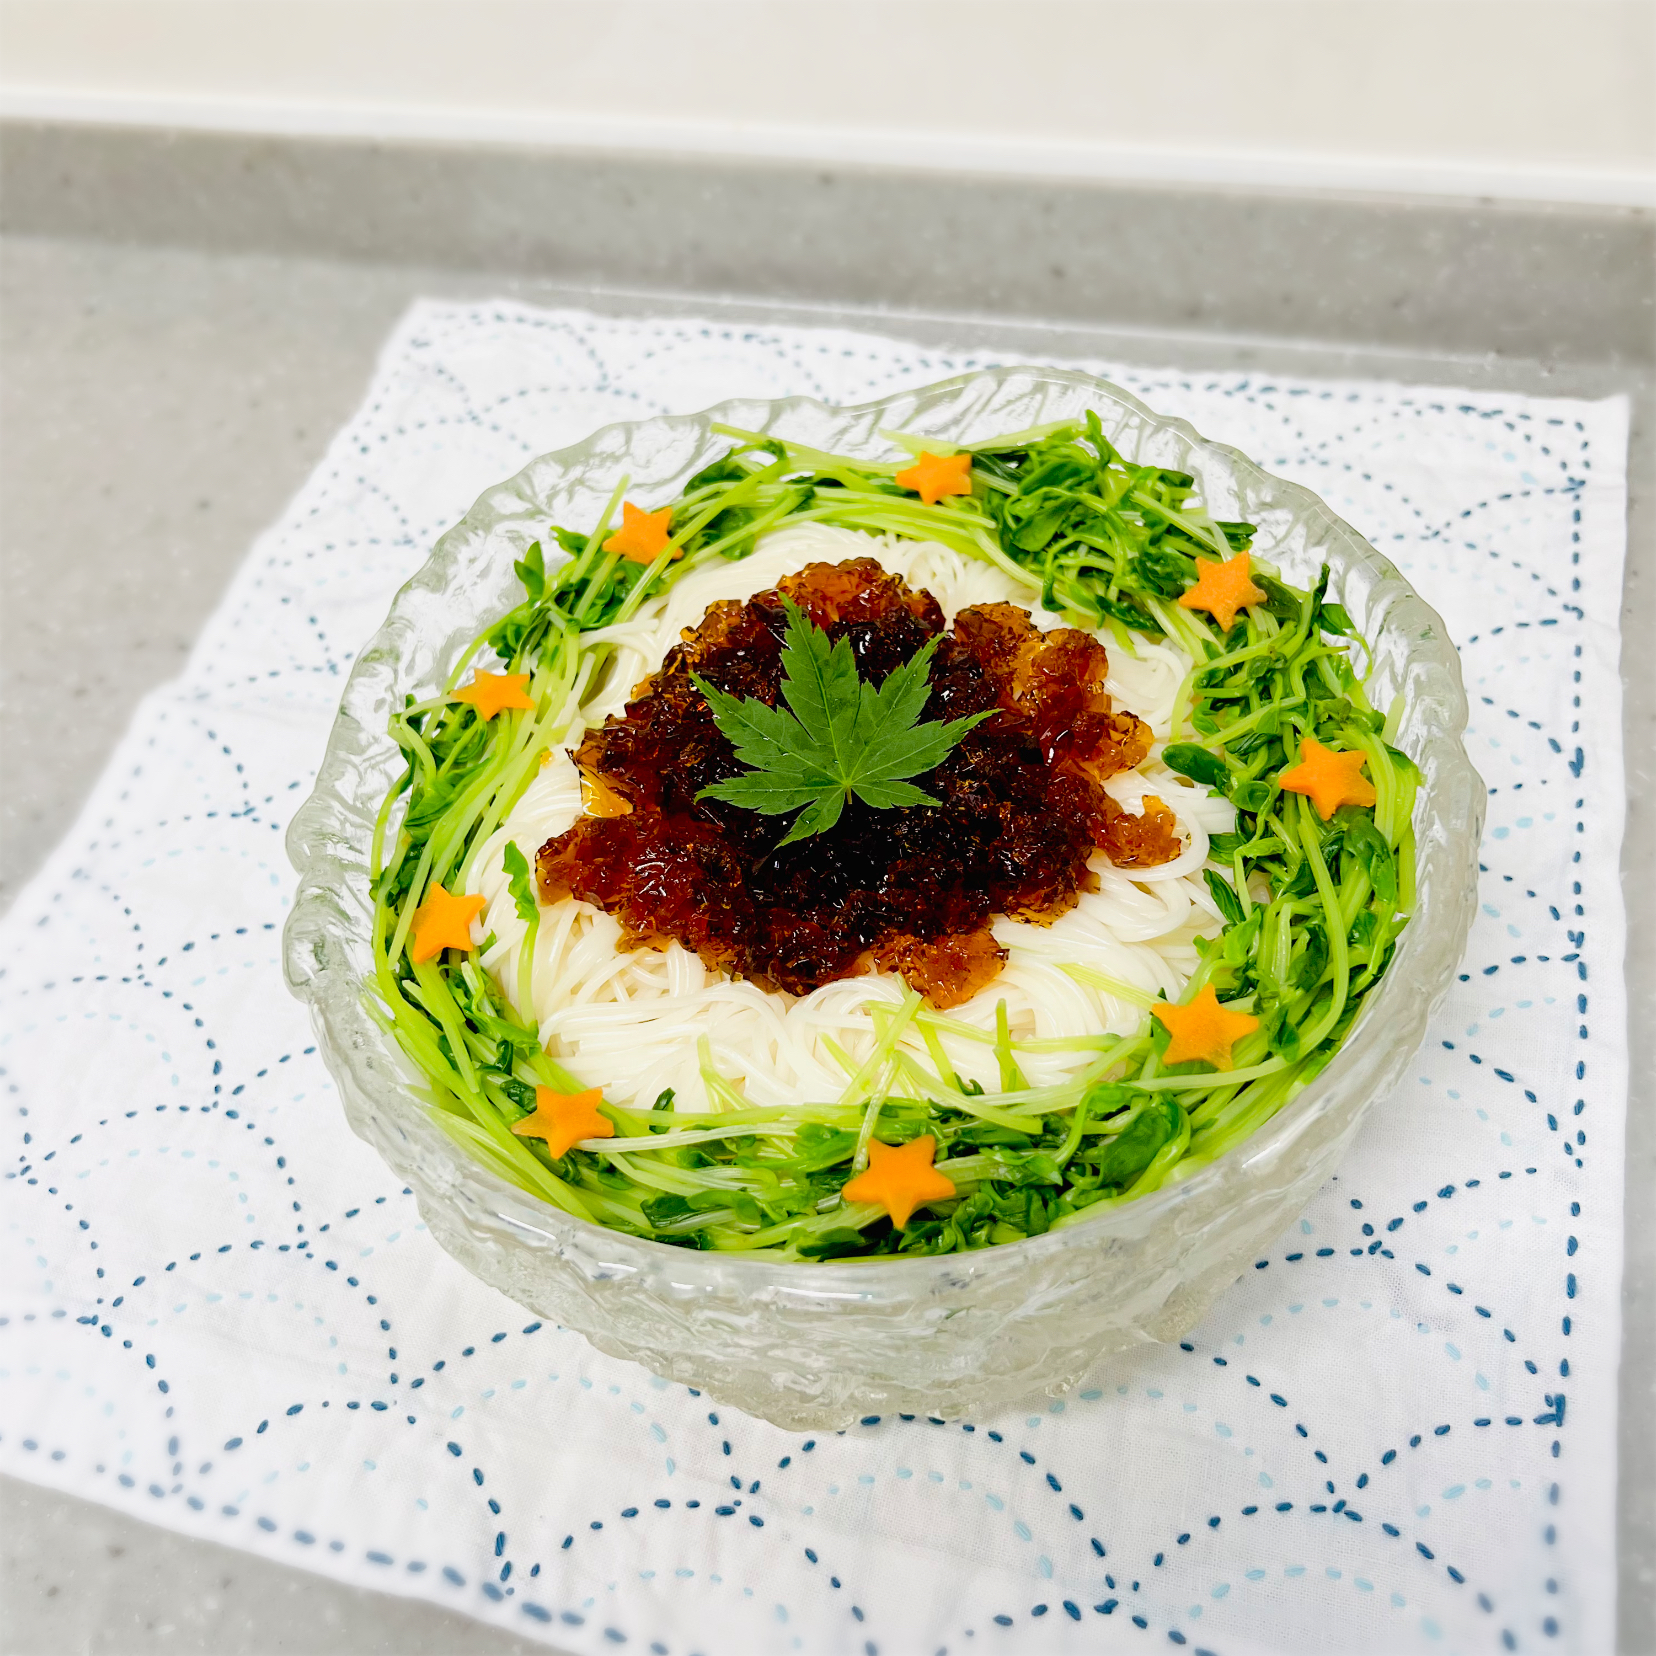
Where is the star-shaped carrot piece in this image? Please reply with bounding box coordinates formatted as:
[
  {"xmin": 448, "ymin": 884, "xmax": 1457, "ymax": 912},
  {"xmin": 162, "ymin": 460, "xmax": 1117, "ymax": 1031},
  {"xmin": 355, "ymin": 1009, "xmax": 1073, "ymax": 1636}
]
[
  {"xmin": 453, "ymin": 670, "xmax": 535, "ymax": 721},
  {"xmin": 1278, "ymin": 736, "xmax": 1377, "ymax": 820},
  {"xmin": 895, "ymin": 450, "xmax": 973, "ymax": 506},
  {"xmin": 1176, "ymin": 550, "xmax": 1266, "ymax": 632},
  {"xmin": 603, "ymin": 502, "xmax": 678, "ymax": 564},
  {"xmin": 841, "ymin": 1135, "xmax": 956, "ymax": 1230},
  {"xmin": 510, "ymin": 1086, "xmax": 614, "ymax": 1159},
  {"xmin": 409, "ymin": 881, "xmax": 487, "ymax": 964},
  {"xmin": 1151, "ymin": 984, "xmax": 1261, "ymax": 1071}
]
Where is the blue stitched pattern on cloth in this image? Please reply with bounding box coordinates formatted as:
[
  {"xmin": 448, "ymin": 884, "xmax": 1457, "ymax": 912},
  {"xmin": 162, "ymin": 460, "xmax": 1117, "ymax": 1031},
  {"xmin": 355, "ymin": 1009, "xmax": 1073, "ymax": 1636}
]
[{"xmin": 0, "ymin": 303, "xmax": 1630, "ymax": 1655}]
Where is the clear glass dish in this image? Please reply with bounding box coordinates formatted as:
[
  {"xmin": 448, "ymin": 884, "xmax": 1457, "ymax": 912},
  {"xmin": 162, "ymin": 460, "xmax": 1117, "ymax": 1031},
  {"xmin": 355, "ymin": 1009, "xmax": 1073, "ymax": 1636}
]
[{"xmin": 284, "ymin": 366, "xmax": 1482, "ymax": 1430}]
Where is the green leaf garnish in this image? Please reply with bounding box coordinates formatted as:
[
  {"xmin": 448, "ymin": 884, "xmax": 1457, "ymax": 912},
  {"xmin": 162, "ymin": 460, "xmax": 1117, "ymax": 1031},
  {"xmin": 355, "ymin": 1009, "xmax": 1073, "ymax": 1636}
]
[
  {"xmin": 1163, "ymin": 742, "xmax": 1230, "ymax": 793},
  {"xmin": 501, "ymin": 841, "xmax": 538, "ymax": 926},
  {"xmin": 1203, "ymin": 867, "xmax": 1246, "ymax": 926},
  {"xmin": 692, "ymin": 599, "xmax": 991, "ymax": 847}
]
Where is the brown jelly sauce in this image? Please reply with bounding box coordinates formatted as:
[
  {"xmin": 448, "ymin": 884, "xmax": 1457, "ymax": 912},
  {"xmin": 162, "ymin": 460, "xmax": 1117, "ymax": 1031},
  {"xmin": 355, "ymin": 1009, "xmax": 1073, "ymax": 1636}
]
[{"xmin": 537, "ymin": 559, "xmax": 1180, "ymax": 1008}]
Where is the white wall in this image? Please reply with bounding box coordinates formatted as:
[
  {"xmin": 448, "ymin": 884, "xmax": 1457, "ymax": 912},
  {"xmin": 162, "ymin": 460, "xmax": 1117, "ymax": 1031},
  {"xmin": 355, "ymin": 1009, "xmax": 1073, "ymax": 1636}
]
[{"xmin": 2, "ymin": 0, "xmax": 1652, "ymax": 205}]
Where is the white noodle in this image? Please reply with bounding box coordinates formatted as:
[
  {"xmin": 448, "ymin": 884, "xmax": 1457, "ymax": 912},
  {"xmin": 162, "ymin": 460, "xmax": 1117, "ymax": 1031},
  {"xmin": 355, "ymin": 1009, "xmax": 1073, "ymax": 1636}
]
[{"xmin": 473, "ymin": 525, "xmax": 1233, "ymax": 1112}]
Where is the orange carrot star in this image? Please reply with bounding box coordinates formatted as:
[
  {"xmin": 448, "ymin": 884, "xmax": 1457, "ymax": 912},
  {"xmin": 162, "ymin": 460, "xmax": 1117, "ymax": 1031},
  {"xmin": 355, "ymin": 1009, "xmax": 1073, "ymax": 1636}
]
[
  {"xmin": 1151, "ymin": 984, "xmax": 1261, "ymax": 1071},
  {"xmin": 510, "ymin": 1086, "xmax": 614, "ymax": 1159},
  {"xmin": 841, "ymin": 1135, "xmax": 956, "ymax": 1230},
  {"xmin": 895, "ymin": 450, "xmax": 973, "ymax": 507},
  {"xmin": 1177, "ymin": 549, "xmax": 1266, "ymax": 632},
  {"xmin": 603, "ymin": 502, "xmax": 678, "ymax": 564},
  {"xmin": 409, "ymin": 882, "xmax": 486, "ymax": 964},
  {"xmin": 453, "ymin": 670, "xmax": 535, "ymax": 721},
  {"xmin": 1278, "ymin": 736, "xmax": 1377, "ymax": 820}
]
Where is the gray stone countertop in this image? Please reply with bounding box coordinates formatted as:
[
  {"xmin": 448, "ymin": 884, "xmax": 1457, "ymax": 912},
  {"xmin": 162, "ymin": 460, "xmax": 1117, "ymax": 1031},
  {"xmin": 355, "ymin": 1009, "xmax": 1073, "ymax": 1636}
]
[{"xmin": 0, "ymin": 127, "xmax": 1650, "ymax": 1654}]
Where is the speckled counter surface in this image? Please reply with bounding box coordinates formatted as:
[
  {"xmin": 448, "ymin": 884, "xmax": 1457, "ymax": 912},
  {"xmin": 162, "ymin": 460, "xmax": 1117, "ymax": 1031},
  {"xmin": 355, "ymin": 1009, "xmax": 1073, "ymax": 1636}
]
[{"xmin": 0, "ymin": 128, "xmax": 1650, "ymax": 1654}]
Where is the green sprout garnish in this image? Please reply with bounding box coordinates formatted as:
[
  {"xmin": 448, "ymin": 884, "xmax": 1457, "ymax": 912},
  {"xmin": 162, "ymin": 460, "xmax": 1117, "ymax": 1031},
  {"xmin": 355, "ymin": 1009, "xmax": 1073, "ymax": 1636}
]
[{"xmin": 364, "ymin": 413, "xmax": 1416, "ymax": 1259}]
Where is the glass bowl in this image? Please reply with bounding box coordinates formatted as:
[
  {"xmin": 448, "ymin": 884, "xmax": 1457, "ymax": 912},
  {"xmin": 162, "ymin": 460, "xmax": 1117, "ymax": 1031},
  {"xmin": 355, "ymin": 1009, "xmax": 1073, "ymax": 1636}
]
[{"xmin": 284, "ymin": 366, "xmax": 1482, "ymax": 1430}]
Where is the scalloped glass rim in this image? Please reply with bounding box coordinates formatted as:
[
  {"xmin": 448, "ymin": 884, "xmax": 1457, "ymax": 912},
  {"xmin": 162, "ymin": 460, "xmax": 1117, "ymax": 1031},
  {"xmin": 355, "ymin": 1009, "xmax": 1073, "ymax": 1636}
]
[{"xmin": 284, "ymin": 366, "xmax": 1482, "ymax": 1428}]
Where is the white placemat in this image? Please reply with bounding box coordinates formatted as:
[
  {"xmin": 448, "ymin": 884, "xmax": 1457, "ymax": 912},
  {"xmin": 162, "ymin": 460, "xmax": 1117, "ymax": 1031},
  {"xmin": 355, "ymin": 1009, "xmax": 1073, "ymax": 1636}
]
[{"xmin": 0, "ymin": 303, "xmax": 1630, "ymax": 1656}]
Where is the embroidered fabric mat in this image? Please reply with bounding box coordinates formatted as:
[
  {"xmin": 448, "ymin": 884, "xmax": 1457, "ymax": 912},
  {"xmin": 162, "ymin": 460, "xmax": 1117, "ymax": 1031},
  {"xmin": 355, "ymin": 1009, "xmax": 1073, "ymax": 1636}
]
[{"xmin": 0, "ymin": 302, "xmax": 1630, "ymax": 1656}]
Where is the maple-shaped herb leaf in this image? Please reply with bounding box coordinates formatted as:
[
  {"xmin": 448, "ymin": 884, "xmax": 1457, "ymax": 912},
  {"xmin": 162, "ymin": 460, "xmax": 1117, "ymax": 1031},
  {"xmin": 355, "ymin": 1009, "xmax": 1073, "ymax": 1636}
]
[{"xmin": 693, "ymin": 598, "xmax": 991, "ymax": 846}]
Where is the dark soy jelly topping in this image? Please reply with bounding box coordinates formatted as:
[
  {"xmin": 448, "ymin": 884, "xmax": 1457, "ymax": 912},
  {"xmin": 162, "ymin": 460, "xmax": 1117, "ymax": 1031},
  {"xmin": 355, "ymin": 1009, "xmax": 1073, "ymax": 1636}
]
[{"xmin": 537, "ymin": 558, "xmax": 1180, "ymax": 1007}]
